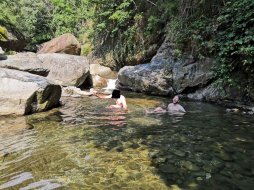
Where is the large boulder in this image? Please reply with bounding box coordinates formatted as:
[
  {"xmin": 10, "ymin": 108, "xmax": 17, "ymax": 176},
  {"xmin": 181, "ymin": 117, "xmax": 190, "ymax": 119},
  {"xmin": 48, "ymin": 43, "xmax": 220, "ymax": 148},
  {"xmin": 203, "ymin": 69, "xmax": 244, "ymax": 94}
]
[
  {"xmin": 0, "ymin": 53, "xmax": 91, "ymax": 87},
  {"xmin": 37, "ymin": 33, "xmax": 81, "ymax": 55},
  {"xmin": 117, "ymin": 38, "xmax": 215, "ymax": 95},
  {"xmin": 172, "ymin": 57, "xmax": 215, "ymax": 94},
  {"xmin": 90, "ymin": 63, "xmax": 117, "ymax": 79},
  {"xmin": 90, "ymin": 63, "xmax": 117, "ymax": 88},
  {"xmin": 37, "ymin": 53, "xmax": 90, "ymax": 87},
  {"xmin": 117, "ymin": 39, "xmax": 175, "ymax": 95},
  {"xmin": 0, "ymin": 52, "xmax": 49, "ymax": 76},
  {"xmin": 0, "ymin": 68, "xmax": 61, "ymax": 115}
]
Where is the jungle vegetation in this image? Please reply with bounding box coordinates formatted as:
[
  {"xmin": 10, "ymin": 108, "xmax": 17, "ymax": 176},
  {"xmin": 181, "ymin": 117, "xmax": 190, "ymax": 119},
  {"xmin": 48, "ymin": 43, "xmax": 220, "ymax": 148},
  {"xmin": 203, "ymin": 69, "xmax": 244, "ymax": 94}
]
[{"xmin": 0, "ymin": 0, "xmax": 253, "ymax": 86}]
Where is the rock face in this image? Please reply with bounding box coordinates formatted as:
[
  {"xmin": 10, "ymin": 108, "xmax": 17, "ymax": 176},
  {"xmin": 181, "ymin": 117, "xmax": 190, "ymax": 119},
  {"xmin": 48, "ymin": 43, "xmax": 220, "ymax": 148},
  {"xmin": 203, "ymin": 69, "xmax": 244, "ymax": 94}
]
[
  {"xmin": 172, "ymin": 57, "xmax": 215, "ymax": 94},
  {"xmin": 0, "ymin": 68, "xmax": 61, "ymax": 115},
  {"xmin": 117, "ymin": 39, "xmax": 215, "ymax": 95},
  {"xmin": 117, "ymin": 37, "xmax": 254, "ymax": 108},
  {"xmin": 0, "ymin": 53, "xmax": 91, "ymax": 87},
  {"xmin": 187, "ymin": 80, "xmax": 254, "ymax": 108},
  {"xmin": 117, "ymin": 40, "xmax": 174, "ymax": 95},
  {"xmin": 90, "ymin": 63, "xmax": 117, "ymax": 88},
  {"xmin": 37, "ymin": 33, "xmax": 81, "ymax": 55}
]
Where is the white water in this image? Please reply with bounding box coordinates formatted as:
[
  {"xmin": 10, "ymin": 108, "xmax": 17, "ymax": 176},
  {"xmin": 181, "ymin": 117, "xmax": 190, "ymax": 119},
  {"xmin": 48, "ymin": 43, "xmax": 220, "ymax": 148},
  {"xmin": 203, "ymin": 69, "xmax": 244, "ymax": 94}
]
[{"xmin": 103, "ymin": 79, "xmax": 117, "ymax": 92}]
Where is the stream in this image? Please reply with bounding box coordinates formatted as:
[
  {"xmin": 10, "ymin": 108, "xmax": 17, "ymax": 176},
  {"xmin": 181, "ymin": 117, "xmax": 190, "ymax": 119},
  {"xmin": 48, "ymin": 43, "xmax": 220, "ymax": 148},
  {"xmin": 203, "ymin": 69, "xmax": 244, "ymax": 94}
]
[{"xmin": 0, "ymin": 92, "xmax": 253, "ymax": 190}]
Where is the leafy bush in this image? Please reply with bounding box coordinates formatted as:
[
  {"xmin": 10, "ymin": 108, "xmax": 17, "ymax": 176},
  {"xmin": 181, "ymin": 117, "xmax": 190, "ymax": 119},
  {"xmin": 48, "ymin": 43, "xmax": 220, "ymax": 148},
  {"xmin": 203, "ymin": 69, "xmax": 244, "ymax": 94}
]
[{"xmin": 215, "ymin": 0, "xmax": 254, "ymax": 86}]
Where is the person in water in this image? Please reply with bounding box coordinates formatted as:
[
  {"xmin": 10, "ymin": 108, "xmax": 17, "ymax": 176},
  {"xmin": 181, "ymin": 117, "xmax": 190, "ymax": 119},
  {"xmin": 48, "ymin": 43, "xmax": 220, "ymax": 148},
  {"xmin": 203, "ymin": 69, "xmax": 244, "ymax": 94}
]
[
  {"xmin": 149, "ymin": 95, "xmax": 186, "ymax": 113},
  {"xmin": 93, "ymin": 89, "xmax": 128, "ymax": 110}
]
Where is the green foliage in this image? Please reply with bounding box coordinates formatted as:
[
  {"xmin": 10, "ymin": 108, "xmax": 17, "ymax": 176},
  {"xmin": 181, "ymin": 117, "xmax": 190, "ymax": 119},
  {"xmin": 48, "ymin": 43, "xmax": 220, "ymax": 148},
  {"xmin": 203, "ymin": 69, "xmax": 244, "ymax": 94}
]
[
  {"xmin": 0, "ymin": 26, "xmax": 8, "ymax": 40},
  {"xmin": 0, "ymin": 0, "xmax": 93, "ymax": 50},
  {"xmin": 92, "ymin": 0, "xmax": 176, "ymax": 68},
  {"xmin": 215, "ymin": 0, "xmax": 254, "ymax": 86},
  {"xmin": 0, "ymin": 0, "xmax": 253, "ymax": 92}
]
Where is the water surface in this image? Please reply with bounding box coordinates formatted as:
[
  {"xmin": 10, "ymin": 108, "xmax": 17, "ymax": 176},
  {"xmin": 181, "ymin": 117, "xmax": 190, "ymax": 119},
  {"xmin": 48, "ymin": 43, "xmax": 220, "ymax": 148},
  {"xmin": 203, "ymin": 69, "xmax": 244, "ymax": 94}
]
[{"xmin": 0, "ymin": 93, "xmax": 253, "ymax": 189}]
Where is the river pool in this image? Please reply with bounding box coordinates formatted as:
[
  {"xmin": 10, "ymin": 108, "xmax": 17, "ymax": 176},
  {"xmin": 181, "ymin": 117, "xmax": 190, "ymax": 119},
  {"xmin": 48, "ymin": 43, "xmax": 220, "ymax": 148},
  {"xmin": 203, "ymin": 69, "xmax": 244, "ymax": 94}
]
[{"xmin": 0, "ymin": 92, "xmax": 253, "ymax": 190}]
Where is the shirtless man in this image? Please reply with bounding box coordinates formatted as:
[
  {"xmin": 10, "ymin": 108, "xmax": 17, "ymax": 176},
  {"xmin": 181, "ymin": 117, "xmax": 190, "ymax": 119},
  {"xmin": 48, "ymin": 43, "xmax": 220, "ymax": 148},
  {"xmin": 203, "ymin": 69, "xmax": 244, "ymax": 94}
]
[
  {"xmin": 148, "ymin": 95, "xmax": 186, "ymax": 113},
  {"xmin": 94, "ymin": 89, "xmax": 128, "ymax": 110}
]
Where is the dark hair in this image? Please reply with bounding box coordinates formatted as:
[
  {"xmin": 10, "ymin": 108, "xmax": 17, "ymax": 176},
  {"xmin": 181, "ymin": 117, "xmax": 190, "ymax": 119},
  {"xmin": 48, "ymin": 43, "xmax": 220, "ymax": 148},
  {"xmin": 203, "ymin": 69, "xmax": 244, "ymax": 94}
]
[{"xmin": 111, "ymin": 89, "xmax": 121, "ymax": 98}]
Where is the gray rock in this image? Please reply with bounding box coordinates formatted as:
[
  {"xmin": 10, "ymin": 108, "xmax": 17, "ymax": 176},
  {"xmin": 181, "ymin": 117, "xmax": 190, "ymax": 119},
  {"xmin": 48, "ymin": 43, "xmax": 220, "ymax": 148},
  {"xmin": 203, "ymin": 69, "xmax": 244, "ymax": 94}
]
[
  {"xmin": 173, "ymin": 58, "xmax": 215, "ymax": 93},
  {"xmin": 0, "ymin": 53, "xmax": 91, "ymax": 87},
  {"xmin": 0, "ymin": 52, "xmax": 49, "ymax": 76},
  {"xmin": 0, "ymin": 68, "xmax": 61, "ymax": 115},
  {"xmin": 117, "ymin": 39, "xmax": 175, "ymax": 95},
  {"xmin": 179, "ymin": 160, "xmax": 200, "ymax": 171},
  {"xmin": 37, "ymin": 53, "xmax": 90, "ymax": 87},
  {"xmin": 187, "ymin": 82, "xmax": 223, "ymax": 101},
  {"xmin": 117, "ymin": 38, "xmax": 214, "ymax": 95}
]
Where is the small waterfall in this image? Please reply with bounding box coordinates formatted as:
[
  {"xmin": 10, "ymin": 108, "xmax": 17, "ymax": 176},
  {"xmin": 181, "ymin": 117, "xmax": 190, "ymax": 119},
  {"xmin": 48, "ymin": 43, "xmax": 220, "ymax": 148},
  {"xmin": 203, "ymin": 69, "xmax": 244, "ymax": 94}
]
[{"xmin": 103, "ymin": 79, "xmax": 117, "ymax": 93}]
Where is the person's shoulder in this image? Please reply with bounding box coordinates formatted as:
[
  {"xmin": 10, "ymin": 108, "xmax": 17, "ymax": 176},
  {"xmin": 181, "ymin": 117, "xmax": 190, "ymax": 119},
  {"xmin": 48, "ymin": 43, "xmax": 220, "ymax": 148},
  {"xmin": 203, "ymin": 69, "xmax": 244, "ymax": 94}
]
[
  {"xmin": 168, "ymin": 103, "xmax": 174, "ymax": 107},
  {"xmin": 120, "ymin": 95, "xmax": 126, "ymax": 99}
]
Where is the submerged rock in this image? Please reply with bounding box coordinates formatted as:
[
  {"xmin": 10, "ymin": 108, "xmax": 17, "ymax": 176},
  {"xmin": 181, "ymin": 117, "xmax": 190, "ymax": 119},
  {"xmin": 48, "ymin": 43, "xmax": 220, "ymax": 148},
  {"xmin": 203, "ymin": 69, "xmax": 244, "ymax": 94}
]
[{"xmin": 0, "ymin": 68, "xmax": 61, "ymax": 115}]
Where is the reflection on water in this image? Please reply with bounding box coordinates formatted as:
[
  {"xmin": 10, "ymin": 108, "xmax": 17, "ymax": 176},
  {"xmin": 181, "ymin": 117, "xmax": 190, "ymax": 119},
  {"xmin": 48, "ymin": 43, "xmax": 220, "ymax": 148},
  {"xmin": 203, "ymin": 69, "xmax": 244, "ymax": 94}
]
[{"xmin": 0, "ymin": 92, "xmax": 254, "ymax": 190}]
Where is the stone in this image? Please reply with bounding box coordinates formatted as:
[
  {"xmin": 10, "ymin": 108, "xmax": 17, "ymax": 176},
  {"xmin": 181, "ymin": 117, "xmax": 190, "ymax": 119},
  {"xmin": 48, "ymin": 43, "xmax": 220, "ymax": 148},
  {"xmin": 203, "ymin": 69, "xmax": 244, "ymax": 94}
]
[
  {"xmin": 0, "ymin": 52, "xmax": 49, "ymax": 76},
  {"xmin": 158, "ymin": 164, "xmax": 178, "ymax": 174},
  {"xmin": 0, "ymin": 53, "xmax": 91, "ymax": 88},
  {"xmin": 117, "ymin": 38, "xmax": 215, "ymax": 95},
  {"xmin": 172, "ymin": 58, "xmax": 215, "ymax": 94},
  {"xmin": 0, "ymin": 54, "xmax": 7, "ymax": 60},
  {"xmin": 37, "ymin": 53, "xmax": 90, "ymax": 87},
  {"xmin": 37, "ymin": 33, "xmax": 81, "ymax": 55},
  {"xmin": 179, "ymin": 160, "xmax": 200, "ymax": 171},
  {"xmin": 90, "ymin": 63, "xmax": 117, "ymax": 88},
  {"xmin": 90, "ymin": 63, "xmax": 117, "ymax": 79},
  {"xmin": 92, "ymin": 75, "xmax": 108, "ymax": 88},
  {"xmin": 117, "ymin": 40, "xmax": 175, "ymax": 95},
  {"xmin": 0, "ymin": 68, "xmax": 61, "ymax": 115},
  {"xmin": 148, "ymin": 150, "xmax": 160, "ymax": 159},
  {"xmin": 62, "ymin": 86, "xmax": 93, "ymax": 97},
  {"xmin": 171, "ymin": 149, "xmax": 187, "ymax": 157}
]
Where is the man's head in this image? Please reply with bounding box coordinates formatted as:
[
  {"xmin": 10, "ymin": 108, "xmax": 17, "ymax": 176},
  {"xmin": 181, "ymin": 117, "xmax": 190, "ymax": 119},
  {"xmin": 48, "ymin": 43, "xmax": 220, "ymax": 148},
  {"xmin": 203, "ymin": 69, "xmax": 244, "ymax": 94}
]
[
  {"xmin": 111, "ymin": 89, "xmax": 121, "ymax": 99},
  {"xmin": 173, "ymin": 95, "xmax": 179, "ymax": 104}
]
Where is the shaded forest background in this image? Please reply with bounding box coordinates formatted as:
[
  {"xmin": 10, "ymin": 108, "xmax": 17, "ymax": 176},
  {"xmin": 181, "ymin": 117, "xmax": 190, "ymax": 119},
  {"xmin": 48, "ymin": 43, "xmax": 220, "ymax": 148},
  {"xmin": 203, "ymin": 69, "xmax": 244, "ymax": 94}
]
[{"xmin": 0, "ymin": 0, "xmax": 253, "ymax": 87}]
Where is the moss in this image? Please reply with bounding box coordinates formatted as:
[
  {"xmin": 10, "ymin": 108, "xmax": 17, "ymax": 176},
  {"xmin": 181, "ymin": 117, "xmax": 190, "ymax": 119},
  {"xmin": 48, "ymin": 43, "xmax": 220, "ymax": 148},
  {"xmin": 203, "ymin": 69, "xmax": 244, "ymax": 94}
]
[{"xmin": 0, "ymin": 25, "xmax": 8, "ymax": 41}]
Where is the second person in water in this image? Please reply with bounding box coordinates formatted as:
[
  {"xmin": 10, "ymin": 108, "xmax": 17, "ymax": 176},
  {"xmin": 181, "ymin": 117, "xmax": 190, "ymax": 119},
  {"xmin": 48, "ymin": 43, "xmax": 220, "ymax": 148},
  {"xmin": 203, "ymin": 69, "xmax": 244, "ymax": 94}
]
[
  {"xmin": 93, "ymin": 89, "xmax": 128, "ymax": 110},
  {"xmin": 148, "ymin": 95, "xmax": 186, "ymax": 113}
]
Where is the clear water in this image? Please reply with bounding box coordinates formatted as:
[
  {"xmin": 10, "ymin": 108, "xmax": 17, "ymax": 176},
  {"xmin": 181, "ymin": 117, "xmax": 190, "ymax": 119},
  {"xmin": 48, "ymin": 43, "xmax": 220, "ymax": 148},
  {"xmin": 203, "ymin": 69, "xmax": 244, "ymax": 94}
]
[{"xmin": 0, "ymin": 92, "xmax": 253, "ymax": 190}]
